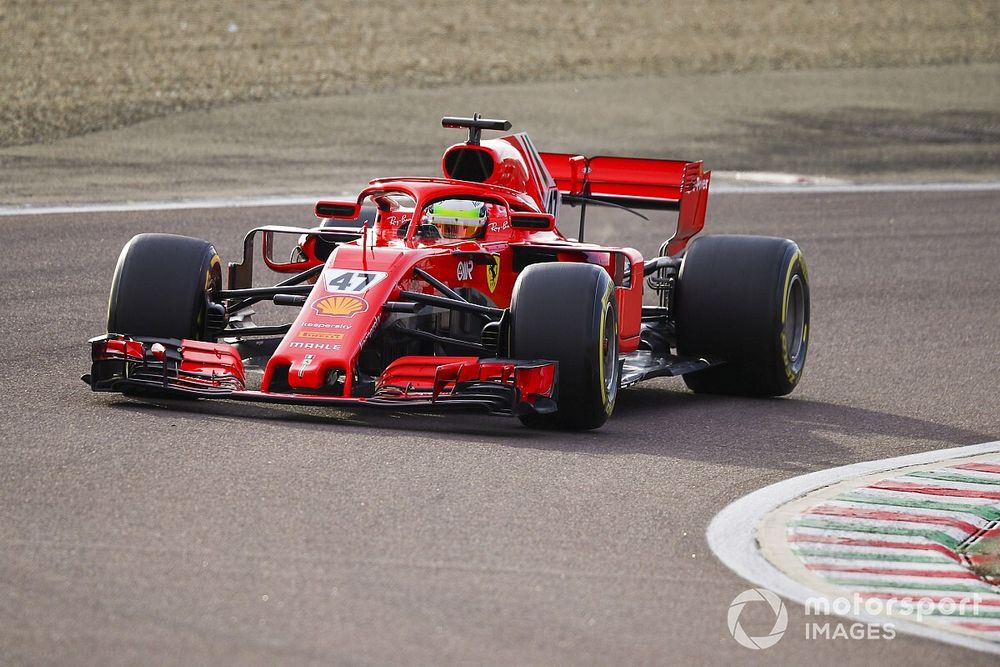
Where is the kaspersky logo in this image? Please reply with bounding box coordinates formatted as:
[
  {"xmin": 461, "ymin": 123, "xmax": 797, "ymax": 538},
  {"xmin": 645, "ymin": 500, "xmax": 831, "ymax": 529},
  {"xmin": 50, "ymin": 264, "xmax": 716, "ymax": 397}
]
[{"xmin": 312, "ymin": 295, "xmax": 368, "ymax": 318}]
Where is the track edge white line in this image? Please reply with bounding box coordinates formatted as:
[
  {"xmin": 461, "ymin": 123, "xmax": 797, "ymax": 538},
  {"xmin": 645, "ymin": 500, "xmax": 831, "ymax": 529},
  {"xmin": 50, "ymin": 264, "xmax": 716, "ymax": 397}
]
[{"xmin": 3, "ymin": 181, "xmax": 1000, "ymax": 216}]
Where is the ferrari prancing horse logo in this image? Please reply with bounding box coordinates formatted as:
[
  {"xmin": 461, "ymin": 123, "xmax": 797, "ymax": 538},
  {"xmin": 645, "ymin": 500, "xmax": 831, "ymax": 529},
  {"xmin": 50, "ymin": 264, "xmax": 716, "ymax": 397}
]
[{"xmin": 486, "ymin": 254, "xmax": 500, "ymax": 293}]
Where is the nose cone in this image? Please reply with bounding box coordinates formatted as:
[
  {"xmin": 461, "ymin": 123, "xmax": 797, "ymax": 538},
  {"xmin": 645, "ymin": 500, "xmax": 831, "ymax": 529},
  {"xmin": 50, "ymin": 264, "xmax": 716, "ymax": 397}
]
[
  {"xmin": 261, "ymin": 244, "xmax": 410, "ymax": 395},
  {"xmin": 265, "ymin": 291, "xmax": 380, "ymax": 393}
]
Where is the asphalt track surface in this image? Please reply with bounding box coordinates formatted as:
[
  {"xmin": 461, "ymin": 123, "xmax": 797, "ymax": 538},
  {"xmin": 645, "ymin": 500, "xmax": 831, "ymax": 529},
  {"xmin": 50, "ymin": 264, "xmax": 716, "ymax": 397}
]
[{"xmin": 1, "ymin": 190, "xmax": 998, "ymax": 665}]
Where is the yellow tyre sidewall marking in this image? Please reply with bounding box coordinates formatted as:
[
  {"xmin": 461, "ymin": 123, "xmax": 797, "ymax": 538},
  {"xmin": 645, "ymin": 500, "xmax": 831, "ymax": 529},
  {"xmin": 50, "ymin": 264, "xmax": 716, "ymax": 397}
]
[
  {"xmin": 598, "ymin": 283, "xmax": 615, "ymax": 415},
  {"xmin": 779, "ymin": 252, "xmax": 806, "ymax": 384}
]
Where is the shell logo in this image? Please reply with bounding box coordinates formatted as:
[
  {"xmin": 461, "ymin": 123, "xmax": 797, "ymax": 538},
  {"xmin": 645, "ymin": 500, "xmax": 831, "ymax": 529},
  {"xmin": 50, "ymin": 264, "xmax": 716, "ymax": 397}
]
[{"xmin": 312, "ymin": 295, "xmax": 368, "ymax": 318}]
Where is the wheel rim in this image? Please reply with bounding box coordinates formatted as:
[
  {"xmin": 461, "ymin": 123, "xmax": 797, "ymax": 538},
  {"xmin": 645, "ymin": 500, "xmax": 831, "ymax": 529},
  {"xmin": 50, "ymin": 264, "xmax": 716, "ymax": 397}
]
[
  {"xmin": 602, "ymin": 302, "xmax": 619, "ymax": 405},
  {"xmin": 783, "ymin": 274, "xmax": 806, "ymax": 371},
  {"xmin": 197, "ymin": 256, "xmax": 223, "ymax": 340}
]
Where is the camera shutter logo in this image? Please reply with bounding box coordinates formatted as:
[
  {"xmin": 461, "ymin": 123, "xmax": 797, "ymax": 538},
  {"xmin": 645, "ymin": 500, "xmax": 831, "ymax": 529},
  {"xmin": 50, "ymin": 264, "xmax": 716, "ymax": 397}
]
[{"xmin": 727, "ymin": 588, "xmax": 788, "ymax": 650}]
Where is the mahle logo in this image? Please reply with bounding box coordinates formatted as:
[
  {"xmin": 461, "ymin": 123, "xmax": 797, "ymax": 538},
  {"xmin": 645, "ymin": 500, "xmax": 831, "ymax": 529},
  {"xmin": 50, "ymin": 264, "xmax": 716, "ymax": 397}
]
[{"xmin": 728, "ymin": 588, "xmax": 788, "ymax": 650}]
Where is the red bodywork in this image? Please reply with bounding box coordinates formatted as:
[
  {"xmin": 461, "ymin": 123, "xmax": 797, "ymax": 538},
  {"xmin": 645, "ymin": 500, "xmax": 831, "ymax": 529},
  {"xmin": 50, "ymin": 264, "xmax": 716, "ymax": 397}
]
[{"xmin": 88, "ymin": 124, "xmax": 711, "ymax": 416}]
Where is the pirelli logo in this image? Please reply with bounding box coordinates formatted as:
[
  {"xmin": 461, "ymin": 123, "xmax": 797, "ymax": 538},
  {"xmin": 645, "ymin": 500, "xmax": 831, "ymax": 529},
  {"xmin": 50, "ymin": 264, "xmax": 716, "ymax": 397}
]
[{"xmin": 297, "ymin": 331, "xmax": 345, "ymax": 340}]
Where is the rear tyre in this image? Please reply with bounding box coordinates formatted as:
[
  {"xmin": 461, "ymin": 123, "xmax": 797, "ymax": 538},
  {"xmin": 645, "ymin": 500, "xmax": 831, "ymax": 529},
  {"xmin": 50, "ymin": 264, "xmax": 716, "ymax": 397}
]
[
  {"xmin": 675, "ymin": 234, "xmax": 809, "ymax": 396},
  {"xmin": 107, "ymin": 233, "xmax": 222, "ymax": 341},
  {"xmin": 510, "ymin": 263, "xmax": 619, "ymax": 429}
]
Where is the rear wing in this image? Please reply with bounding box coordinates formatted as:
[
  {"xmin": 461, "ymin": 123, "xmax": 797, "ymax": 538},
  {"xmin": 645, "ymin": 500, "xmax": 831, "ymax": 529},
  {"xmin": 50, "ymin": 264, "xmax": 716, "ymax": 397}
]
[{"xmin": 539, "ymin": 153, "xmax": 710, "ymax": 256}]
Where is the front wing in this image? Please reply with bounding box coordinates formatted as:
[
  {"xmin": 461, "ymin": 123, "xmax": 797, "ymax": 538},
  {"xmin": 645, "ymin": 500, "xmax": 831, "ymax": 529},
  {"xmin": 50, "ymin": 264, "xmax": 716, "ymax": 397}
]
[{"xmin": 85, "ymin": 335, "xmax": 558, "ymax": 417}]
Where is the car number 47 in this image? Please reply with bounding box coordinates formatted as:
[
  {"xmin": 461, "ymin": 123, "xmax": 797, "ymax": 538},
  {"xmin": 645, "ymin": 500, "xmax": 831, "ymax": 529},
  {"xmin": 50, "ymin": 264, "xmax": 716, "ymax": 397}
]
[{"xmin": 324, "ymin": 269, "xmax": 387, "ymax": 294}]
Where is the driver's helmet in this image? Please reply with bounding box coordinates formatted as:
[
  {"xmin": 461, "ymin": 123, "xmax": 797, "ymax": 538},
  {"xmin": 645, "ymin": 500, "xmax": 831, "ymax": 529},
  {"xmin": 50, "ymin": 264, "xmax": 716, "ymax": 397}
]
[{"xmin": 426, "ymin": 199, "xmax": 487, "ymax": 239}]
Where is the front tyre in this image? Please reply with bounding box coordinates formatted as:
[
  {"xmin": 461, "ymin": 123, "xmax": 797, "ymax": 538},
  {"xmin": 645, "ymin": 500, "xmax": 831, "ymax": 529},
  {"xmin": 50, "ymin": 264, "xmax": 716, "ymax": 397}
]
[
  {"xmin": 510, "ymin": 263, "xmax": 619, "ymax": 429},
  {"xmin": 675, "ymin": 234, "xmax": 810, "ymax": 396},
  {"xmin": 107, "ymin": 233, "xmax": 222, "ymax": 341}
]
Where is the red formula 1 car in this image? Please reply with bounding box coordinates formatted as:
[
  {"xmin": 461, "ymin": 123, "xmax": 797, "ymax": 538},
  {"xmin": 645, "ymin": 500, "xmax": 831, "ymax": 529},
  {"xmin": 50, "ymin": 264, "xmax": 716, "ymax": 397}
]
[{"xmin": 85, "ymin": 115, "xmax": 810, "ymax": 429}]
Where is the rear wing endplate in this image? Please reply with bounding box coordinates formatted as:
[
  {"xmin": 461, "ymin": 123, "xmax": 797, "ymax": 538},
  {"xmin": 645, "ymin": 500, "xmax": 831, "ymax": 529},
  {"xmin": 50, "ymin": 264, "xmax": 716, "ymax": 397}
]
[{"xmin": 539, "ymin": 153, "xmax": 711, "ymax": 256}]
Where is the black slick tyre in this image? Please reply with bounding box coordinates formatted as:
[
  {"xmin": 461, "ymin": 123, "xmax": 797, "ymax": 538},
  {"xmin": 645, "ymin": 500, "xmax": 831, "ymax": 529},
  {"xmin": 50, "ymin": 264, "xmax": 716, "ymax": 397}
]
[
  {"xmin": 675, "ymin": 234, "xmax": 809, "ymax": 396},
  {"xmin": 510, "ymin": 262, "xmax": 619, "ymax": 429},
  {"xmin": 107, "ymin": 233, "xmax": 222, "ymax": 341}
]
